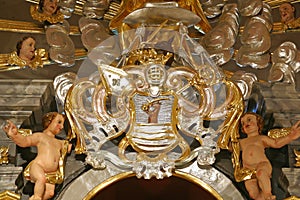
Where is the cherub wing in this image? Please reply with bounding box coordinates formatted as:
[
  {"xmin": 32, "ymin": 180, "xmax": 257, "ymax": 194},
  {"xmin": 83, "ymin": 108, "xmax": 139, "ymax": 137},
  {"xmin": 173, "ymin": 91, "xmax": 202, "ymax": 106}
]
[{"xmin": 268, "ymin": 127, "xmax": 291, "ymax": 139}]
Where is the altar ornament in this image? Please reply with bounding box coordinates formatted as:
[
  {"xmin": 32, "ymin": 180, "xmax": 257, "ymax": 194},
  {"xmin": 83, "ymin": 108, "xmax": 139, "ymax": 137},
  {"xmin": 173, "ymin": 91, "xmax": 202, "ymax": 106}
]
[
  {"xmin": 64, "ymin": 2, "xmax": 245, "ymax": 181},
  {"xmin": 108, "ymin": 0, "xmax": 212, "ymax": 34}
]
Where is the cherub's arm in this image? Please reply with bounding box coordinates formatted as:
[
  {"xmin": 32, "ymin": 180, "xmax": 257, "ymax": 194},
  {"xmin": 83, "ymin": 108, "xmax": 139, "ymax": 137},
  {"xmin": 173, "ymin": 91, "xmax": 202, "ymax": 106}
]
[
  {"xmin": 263, "ymin": 120, "xmax": 300, "ymax": 148},
  {"xmin": 2, "ymin": 120, "xmax": 39, "ymax": 147}
]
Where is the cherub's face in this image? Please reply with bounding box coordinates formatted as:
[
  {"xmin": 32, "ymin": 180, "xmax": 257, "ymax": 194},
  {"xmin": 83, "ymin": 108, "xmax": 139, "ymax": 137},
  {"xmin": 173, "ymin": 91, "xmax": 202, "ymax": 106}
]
[
  {"xmin": 47, "ymin": 114, "xmax": 65, "ymax": 135},
  {"xmin": 19, "ymin": 37, "xmax": 36, "ymax": 61},
  {"xmin": 43, "ymin": 0, "xmax": 59, "ymax": 16},
  {"xmin": 279, "ymin": 3, "xmax": 295, "ymax": 24},
  {"xmin": 241, "ymin": 114, "xmax": 259, "ymax": 135}
]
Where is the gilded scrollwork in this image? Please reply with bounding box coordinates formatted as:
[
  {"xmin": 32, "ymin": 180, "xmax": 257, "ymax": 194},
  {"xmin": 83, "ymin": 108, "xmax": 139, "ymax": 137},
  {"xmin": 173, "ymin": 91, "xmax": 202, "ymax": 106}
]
[
  {"xmin": 268, "ymin": 127, "xmax": 291, "ymax": 138},
  {"xmin": 0, "ymin": 49, "xmax": 49, "ymax": 72},
  {"xmin": 8, "ymin": 49, "xmax": 48, "ymax": 70},
  {"xmin": 64, "ymin": 13, "xmax": 247, "ymax": 179},
  {"xmin": 294, "ymin": 149, "xmax": 300, "ymax": 167},
  {"xmin": 0, "ymin": 146, "xmax": 9, "ymax": 164},
  {"xmin": 1, "ymin": 0, "xmax": 299, "ymax": 199}
]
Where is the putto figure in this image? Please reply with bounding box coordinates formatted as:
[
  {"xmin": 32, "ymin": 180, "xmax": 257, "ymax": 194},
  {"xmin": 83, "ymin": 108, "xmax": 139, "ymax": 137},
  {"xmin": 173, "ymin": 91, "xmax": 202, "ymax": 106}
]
[
  {"xmin": 239, "ymin": 112, "xmax": 300, "ymax": 200},
  {"xmin": 279, "ymin": 2, "xmax": 300, "ymax": 30},
  {"xmin": 3, "ymin": 112, "xmax": 71, "ymax": 200},
  {"xmin": 30, "ymin": 0, "xmax": 64, "ymax": 24},
  {"xmin": 16, "ymin": 36, "xmax": 36, "ymax": 63},
  {"xmin": 7, "ymin": 36, "xmax": 47, "ymax": 70}
]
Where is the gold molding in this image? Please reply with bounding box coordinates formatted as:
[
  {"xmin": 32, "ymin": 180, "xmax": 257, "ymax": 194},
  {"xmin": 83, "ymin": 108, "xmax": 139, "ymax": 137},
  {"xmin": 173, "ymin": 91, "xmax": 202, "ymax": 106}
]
[
  {"xmin": 0, "ymin": 19, "xmax": 80, "ymax": 35},
  {"xmin": 0, "ymin": 146, "xmax": 9, "ymax": 164},
  {"xmin": 0, "ymin": 19, "xmax": 44, "ymax": 33},
  {"xmin": 284, "ymin": 196, "xmax": 300, "ymax": 200},
  {"xmin": 0, "ymin": 190, "xmax": 20, "ymax": 200}
]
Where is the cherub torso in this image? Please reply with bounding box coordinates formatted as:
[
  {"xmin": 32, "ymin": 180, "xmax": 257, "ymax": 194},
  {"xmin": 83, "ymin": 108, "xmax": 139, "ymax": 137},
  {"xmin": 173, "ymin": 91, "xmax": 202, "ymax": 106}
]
[
  {"xmin": 240, "ymin": 135, "xmax": 270, "ymax": 169},
  {"xmin": 34, "ymin": 133, "xmax": 63, "ymax": 172}
]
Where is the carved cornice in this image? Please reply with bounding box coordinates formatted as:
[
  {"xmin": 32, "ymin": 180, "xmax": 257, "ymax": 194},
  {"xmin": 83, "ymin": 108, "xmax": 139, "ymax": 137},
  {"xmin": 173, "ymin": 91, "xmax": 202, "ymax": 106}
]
[{"xmin": 0, "ymin": 19, "xmax": 80, "ymax": 35}]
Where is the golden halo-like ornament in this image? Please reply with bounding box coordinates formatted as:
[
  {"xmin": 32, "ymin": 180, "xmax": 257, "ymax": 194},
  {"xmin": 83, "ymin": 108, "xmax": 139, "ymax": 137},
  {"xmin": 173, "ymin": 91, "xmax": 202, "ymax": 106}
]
[{"xmin": 30, "ymin": 5, "xmax": 64, "ymax": 24}]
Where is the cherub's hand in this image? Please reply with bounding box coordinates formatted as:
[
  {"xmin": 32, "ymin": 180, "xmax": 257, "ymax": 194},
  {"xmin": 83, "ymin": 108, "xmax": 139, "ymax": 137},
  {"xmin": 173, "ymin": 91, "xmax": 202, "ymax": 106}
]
[
  {"xmin": 290, "ymin": 120, "xmax": 300, "ymax": 140},
  {"xmin": 2, "ymin": 120, "xmax": 18, "ymax": 138}
]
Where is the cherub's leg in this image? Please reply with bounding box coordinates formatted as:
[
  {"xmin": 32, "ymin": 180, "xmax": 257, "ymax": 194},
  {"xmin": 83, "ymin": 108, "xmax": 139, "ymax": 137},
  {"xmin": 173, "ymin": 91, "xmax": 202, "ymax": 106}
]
[
  {"xmin": 28, "ymin": 162, "xmax": 47, "ymax": 200},
  {"xmin": 256, "ymin": 161, "xmax": 276, "ymax": 200},
  {"xmin": 43, "ymin": 183, "xmax": 55, "ymax": 200},
  {"xmin": 244, "ymin": 179, "xmax": 262, "ymax": 200}
]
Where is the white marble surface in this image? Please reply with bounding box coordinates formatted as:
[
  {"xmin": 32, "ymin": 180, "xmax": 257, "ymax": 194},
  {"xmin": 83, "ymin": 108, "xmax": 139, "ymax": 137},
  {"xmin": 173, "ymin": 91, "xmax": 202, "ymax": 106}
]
[
  {"xmin": 0, "ymin": 165, "xmax": 23, "ymax": 192},
  {"xmin": 282, "ymin": 168, "xmax": 300, "ymax": 197}
]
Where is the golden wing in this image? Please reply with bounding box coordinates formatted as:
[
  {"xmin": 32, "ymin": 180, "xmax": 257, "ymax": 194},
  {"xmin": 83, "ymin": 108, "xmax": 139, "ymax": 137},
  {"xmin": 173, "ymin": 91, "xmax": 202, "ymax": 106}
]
[{"xmin": 268, "ymin": 127, "xmax": 291, "ymax": 139}]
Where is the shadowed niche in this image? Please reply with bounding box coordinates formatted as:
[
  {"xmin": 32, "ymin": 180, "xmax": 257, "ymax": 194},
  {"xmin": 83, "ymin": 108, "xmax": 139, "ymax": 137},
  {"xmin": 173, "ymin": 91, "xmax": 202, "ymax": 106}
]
[{"xmin": 87, "ymin": 174, "xmax": 220, "ymax": 200}]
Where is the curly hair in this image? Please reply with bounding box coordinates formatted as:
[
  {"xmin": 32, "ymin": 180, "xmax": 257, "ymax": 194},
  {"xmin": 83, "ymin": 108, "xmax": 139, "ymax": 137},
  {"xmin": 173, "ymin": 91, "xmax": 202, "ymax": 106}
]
[
  {"xmin": 240, "ymin": 112, "xmax": 264, "ymax": 134},
  {"xmin": 42, "ymin": 112, "xmax": 66, "ymax": 129},
  {"xmin": 39, "ymin": 0, "xmax": 46, "ymax": 11},
  {"xmin": 16, "ymin": 36, "xmax": 36, "ymax": 56}
]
